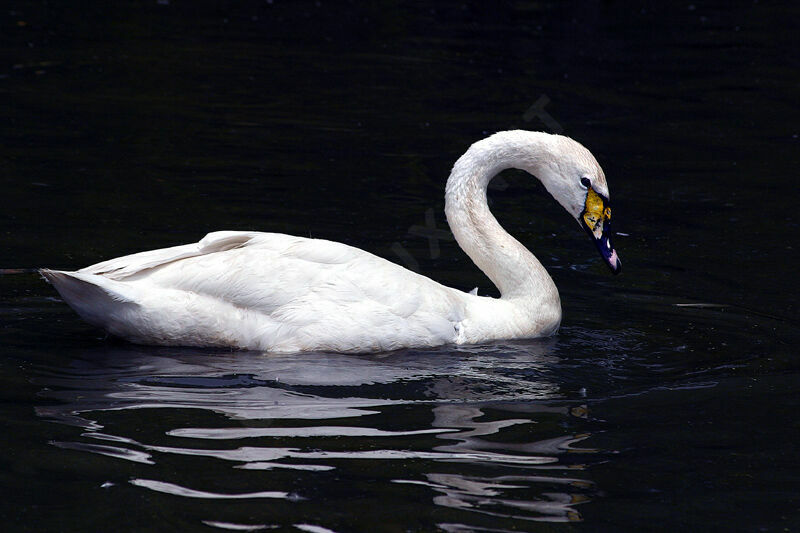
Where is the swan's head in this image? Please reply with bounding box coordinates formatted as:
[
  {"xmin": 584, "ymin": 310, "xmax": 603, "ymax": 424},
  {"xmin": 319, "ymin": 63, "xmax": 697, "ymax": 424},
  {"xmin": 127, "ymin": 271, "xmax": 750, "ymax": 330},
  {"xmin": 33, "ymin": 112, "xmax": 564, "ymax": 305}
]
[
  {"xmin": 534, "ymin": 134, "xmax": 622, "ymax": 274},
  {"xmin": 448, "ymin": 130, "xmax": 621, "ymax": 274}
]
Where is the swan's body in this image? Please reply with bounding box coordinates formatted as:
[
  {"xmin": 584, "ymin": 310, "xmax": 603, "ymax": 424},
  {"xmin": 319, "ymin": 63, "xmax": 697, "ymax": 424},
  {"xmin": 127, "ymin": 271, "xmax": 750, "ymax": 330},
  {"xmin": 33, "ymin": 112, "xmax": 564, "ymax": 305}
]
[{"xmin": 42, "ymin": 130, "xmax": 620, "ymax": 353}]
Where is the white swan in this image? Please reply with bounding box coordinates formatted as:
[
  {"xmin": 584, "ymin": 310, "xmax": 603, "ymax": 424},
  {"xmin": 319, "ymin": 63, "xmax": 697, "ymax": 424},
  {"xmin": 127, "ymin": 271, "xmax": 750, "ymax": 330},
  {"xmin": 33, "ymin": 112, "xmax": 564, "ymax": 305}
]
[{"xmin": 41, "ymin": 130, "xmax": 620, "ymax": 353}]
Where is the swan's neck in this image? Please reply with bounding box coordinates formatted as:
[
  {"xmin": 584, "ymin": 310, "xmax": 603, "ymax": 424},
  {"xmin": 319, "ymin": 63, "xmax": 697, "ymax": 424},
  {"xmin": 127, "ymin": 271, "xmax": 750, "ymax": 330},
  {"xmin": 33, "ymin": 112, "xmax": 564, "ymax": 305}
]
[{"xmin": 444, "ymin": 131, "xmax": 560, "ymax": 305}]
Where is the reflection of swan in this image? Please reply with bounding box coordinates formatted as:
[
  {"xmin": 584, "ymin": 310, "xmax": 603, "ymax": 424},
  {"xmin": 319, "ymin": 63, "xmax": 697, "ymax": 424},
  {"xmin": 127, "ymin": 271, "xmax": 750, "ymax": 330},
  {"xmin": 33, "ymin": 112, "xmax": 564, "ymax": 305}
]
[
  {"xmin": 36, "ymin": 347, "xmax": 597, "ymax": 525},
  {"xmin": 41, "ymin": 131, "xmax": 620, "ymax": 353},
  {"xmin": 35, "ymin": 344, "xmax": 563, "ymax": 429}
]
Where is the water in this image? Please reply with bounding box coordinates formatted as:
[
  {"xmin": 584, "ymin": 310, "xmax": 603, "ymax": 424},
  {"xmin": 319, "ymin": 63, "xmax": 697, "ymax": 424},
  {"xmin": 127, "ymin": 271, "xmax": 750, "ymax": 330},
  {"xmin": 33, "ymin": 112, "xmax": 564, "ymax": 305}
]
[{"xmin": 2, "ymin": 1, "xmax": 799, "ymax": 531}]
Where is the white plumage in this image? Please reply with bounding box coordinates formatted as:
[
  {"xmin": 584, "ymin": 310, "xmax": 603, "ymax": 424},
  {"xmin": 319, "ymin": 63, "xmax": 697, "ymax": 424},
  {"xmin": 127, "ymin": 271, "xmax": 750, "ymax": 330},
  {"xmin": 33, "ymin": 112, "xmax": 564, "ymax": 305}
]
[{"xmin": 41, "ymin": 130, "xmax": 620, "ymax": 353}]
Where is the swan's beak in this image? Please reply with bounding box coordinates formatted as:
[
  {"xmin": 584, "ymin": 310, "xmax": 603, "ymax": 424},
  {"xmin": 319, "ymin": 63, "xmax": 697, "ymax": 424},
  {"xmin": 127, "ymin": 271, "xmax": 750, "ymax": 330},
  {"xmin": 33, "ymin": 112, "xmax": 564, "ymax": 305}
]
[{"xmin": 581, "ymin": 188, "xmax": 622, "ymax": 275}]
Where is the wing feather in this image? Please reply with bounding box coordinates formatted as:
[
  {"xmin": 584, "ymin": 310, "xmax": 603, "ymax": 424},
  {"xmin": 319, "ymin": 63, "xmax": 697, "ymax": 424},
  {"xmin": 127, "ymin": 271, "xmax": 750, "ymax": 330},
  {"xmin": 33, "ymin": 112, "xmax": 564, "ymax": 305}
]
[{"xmin": 81, "ymin": 231, "xmax": 262, "ymax": 280}]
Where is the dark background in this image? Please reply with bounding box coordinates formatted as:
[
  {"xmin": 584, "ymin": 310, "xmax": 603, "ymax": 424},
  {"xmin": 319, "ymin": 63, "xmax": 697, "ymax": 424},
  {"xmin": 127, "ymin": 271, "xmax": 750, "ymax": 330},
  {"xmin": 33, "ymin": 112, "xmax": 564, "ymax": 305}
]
[{"xmin": 1, "ymin": 1, "xmax": 799, "ymax": 531}]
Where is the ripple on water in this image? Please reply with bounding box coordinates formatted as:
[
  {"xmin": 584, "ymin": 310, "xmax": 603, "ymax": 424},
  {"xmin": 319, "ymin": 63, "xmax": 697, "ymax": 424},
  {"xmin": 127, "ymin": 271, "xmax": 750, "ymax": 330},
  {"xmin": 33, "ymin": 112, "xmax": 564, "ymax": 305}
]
[{"xmin": 33, "ymin": 344, "xmax": 605, "ymax": 528}]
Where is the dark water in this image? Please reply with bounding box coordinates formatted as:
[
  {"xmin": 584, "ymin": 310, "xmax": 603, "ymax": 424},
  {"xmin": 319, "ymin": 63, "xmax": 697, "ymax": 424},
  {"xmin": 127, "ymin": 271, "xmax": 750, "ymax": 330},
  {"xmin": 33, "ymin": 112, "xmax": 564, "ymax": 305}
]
[{"xmin": 2, "ymin": 1, "xmax": 799, "ymax": 531}]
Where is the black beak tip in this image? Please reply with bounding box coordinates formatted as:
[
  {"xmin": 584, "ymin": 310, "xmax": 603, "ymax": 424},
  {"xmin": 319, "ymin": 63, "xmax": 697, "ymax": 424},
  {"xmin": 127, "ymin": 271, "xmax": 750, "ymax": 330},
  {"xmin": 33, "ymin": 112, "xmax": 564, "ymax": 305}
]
[
  {"xmin": 609, "ymin": 257, "xmax": 622, "ymax": 275},
  {"xmin": 581, "ymin": 210, "xmax": 622, "ymax": 276},
  {"xmin": 594, "ymin": 234, "xmax": 621, "ymax": 276}
]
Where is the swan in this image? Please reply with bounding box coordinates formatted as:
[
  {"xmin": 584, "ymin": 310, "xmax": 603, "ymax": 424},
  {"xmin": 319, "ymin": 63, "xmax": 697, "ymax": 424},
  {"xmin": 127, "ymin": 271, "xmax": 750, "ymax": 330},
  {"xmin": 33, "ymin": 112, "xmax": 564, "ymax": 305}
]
[{"xmin": 41, "ymin": 130, "xmax": 621, "ymax": 353}]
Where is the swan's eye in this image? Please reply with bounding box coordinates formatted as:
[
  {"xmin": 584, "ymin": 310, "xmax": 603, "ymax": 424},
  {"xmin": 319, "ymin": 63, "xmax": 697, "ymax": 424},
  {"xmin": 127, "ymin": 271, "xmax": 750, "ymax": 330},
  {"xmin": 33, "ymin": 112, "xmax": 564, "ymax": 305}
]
[{"xmin": 580, "ymin": 177, "xmax": 591, "ymax": 189}]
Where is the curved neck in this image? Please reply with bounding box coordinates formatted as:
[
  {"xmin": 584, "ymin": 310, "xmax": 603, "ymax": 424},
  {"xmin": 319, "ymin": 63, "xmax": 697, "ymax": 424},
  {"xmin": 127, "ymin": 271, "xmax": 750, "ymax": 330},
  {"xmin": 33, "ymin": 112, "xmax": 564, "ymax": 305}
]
[{"xmin": 444, "ymin": 131, "xmax": 560, "ymax": 303}]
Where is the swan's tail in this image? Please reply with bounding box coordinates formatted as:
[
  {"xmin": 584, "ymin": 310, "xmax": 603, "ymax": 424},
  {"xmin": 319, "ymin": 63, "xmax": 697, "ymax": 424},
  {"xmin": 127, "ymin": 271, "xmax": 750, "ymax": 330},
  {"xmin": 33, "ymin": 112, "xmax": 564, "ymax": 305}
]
[{"xmin": 39, "ymin": 269, "xmax": 137, "ymax": 328}]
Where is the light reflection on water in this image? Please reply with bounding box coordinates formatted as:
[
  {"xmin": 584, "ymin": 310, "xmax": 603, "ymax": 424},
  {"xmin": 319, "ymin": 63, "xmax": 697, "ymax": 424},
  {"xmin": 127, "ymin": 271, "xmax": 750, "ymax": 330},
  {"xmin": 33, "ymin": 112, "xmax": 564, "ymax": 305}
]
[{"xmin": 35, "ymin": 345, "xmax": 598, "ymax": 528}]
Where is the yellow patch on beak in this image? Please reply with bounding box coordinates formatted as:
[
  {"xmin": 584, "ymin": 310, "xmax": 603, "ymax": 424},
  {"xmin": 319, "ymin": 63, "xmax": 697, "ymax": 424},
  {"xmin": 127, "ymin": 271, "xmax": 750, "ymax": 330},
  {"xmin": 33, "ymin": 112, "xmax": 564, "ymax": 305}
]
[{"xmin": 582, "ymin": 188, "xmax": 610, "ymax": 239}]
